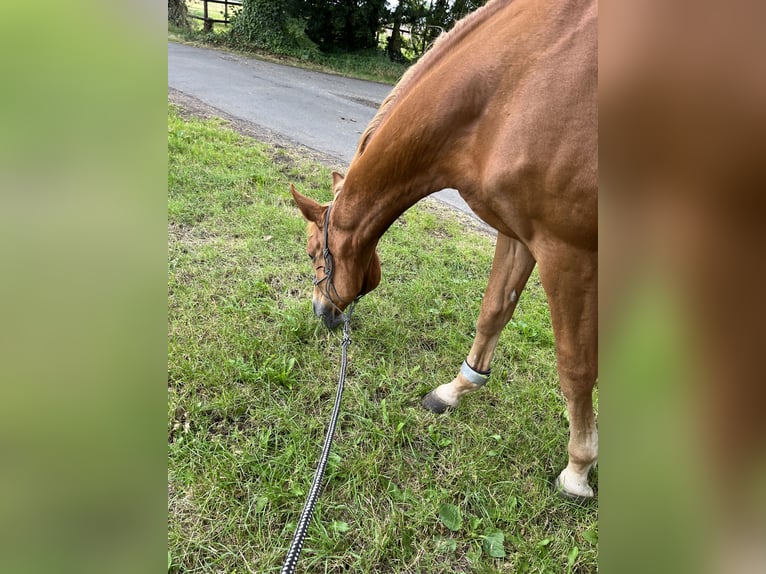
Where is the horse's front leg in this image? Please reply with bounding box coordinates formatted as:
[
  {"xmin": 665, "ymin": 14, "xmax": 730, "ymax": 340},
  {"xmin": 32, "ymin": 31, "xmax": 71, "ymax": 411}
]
[{"xmin": 422, "ymin": 234, "xmax": 535, "ymax": 413}]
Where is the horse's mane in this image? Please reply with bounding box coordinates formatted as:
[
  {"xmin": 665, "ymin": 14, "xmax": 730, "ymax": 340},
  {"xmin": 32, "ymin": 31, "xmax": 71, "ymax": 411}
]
[{"xmin": 354, "ymin": 0, "xmax": 512, "ymax": 158}]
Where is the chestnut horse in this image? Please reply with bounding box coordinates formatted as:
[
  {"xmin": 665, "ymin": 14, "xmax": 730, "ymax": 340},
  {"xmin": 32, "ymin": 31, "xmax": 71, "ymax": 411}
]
[{"xmin": 291, "ymin": 0, "xmax": 597, "ymax": 498}]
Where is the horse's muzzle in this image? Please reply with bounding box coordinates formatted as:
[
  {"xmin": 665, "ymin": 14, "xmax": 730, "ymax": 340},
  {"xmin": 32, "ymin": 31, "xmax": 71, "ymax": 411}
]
[{"xmin": 313, "ymin": 299, "xmax": 344, "ymax": 330}]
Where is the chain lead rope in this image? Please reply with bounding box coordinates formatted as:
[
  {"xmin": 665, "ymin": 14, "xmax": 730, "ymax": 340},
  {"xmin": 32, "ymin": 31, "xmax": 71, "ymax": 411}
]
[{"xmin": 280, "ymin": 300, "xmax": 357, "ymax": 574}]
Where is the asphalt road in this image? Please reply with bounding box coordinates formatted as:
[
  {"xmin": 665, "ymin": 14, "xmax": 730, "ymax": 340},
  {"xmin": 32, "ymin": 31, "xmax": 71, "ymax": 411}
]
[{"xmin": 168, "ymin": 42, "xmax": 477, "ymax": 217}]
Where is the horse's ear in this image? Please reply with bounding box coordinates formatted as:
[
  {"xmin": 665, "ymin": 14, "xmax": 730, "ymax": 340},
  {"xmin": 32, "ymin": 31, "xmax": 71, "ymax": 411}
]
[
  {"xmin": 291, "ymin": 184, "xmax": 323, "ymax": 223},
  {"xmin": 331, "ymin": 171, "xmax": 345, "ymax": 196}
]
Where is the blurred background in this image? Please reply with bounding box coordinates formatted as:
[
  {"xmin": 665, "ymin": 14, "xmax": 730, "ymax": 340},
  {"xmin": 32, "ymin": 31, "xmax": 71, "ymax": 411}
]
[
  {"xmin": 0, "ymin": 1, "xmax": 166, "ymax": 573},
  {"xmin": 600, "ymin": 1, "xmax": 766, "ymax": 572}
]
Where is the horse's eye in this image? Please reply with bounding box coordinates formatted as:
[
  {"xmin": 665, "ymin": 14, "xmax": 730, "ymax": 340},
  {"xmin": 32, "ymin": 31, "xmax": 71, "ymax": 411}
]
[{"xmin": 308, "ymin": 253, "xmax": 316, "ymax": 262}]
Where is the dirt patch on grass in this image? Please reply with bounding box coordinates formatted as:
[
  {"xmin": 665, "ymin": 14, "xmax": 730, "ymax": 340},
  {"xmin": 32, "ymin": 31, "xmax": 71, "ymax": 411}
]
[{"xmin": 168, "ymin": 221, "xmax": 214, "ymax": 245}]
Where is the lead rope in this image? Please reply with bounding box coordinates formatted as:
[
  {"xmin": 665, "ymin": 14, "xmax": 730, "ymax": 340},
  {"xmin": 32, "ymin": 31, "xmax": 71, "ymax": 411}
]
[{"xmin": 280, "ymin": 299, "xmax": 357, "ymax": 574}]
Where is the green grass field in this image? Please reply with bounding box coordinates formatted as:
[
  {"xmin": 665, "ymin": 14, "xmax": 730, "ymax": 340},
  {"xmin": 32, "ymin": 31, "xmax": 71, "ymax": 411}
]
[{"xmin": 167, "ymin": 104, "xmax": 598, "ymax": 573}]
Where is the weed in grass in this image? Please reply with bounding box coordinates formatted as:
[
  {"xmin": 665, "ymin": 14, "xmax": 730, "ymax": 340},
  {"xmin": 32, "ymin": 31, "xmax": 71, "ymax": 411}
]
[{"xmin": 168, "ymin": 104, "xmax": 597, "ymax": 572}]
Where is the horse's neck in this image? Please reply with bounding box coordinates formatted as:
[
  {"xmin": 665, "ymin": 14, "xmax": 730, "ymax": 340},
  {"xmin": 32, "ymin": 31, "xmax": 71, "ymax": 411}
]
[
  {"xmin": 336, "ymin": 106, "xmax": 465, "ymax": 247},
  {"xmin": 333, "ymin": 2, "xmax": 509, "ymax": 245}
]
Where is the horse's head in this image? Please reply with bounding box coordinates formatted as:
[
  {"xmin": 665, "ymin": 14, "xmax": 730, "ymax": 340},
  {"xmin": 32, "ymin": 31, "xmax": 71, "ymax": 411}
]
[{"xmin": 291, "ymin": 172, "xmax": 381, "ymax": 329}]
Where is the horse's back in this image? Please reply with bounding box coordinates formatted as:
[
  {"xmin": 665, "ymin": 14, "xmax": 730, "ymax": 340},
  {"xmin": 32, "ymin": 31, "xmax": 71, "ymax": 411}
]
[{"xmin": 454, "ymin": 0, "xmax": 598, "ymax": 251}]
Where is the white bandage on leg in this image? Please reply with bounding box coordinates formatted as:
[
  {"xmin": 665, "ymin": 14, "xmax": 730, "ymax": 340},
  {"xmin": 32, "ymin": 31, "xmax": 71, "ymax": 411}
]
[{"xmin": 460, "ymin": 360, "xmax": 491, "ymax": 387}]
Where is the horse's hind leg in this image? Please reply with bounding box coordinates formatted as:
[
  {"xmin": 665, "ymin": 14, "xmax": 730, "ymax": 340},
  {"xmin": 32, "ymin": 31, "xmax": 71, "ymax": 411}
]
[
  {"xmin": 537, "ymin": 247, "xmax": 598, "ymax": 498},
  {"xmin": 422, "ymin": 234, "xmax": 535, "ymax": 413}
]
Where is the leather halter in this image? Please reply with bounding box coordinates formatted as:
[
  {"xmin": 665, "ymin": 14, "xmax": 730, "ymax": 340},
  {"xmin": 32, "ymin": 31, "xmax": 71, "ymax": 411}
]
[
  {"xmin": 312, "ymin": 202, "xmax": 333, "ymax": 288},
  {"xmin": 312, "ymin": 202, "xmax": 343, "ymax": 313},
  {"xmin": 312, "ymin": 201, "xmax": 362, "ymax": 319}
]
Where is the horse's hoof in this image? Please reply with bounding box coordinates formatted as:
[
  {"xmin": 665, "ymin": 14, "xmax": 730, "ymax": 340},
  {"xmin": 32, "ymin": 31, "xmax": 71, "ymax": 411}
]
[
  {"xmin": 554, "ymin": 472, "xmax": 595, "ymax": 501},
  {"xmin": 422, "ymin": 392, "xmax": 451, "ymax": 414}
]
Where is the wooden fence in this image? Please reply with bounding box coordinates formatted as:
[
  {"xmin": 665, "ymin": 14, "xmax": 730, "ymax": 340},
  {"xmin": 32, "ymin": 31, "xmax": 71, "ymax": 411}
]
[{"xmin": 189, "ymin": 0, "xmax": 242, "ymax": 30}]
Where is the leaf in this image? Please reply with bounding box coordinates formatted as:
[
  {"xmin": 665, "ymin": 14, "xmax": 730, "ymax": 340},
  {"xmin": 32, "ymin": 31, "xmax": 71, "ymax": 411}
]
[
  {"xmin": 469, "ymin": 516, "xmax": 482, "ymax": 532},
  {"xmin": 436, "ymin": 537, "xmax": 457, "ymax": 554},
  {"xmin": 167, "ymin": 551, "xmax": 172, "ymax": 572},
  {"xmin": 482, "ymin": 528, "xmax": 506, "ymax": 558},
  {"xmin": 467, "ymin": 546, "xmax": 483, "ymax": 564},
  {"xmin": 438, "ymin": 503, "xmax": 462, "ymax": 532},
  {"xmin": 582, "ymin": 528, "xmax": 598, "ymax": 545},
  {"xmin": 568, "ymin": 546, "xmax": 580, "ymax": 563},
  {"xmin": 567, "ymin": 546, "xmax": 580, "ymax": 572},
  {"xmin": 255, "ymin": 495, "xmax": 269, "ymax": 513},
  {"xmin": 537, "ymin": 538, "xmax": 552, "ymax": 547},
  {"xmin": 386, "ymin": 480, "xmax": 404, "ymax": 501},
  {"xmin": 331, "ymin": 521, "xmax": 350, "ymax": 534}
]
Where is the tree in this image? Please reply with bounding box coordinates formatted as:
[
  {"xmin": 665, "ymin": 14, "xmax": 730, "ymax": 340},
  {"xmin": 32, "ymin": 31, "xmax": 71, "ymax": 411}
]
[
  {"xmin": 230, "ymin": 0, "xmax": 292, "ymax": 51},
  {"xmin": 168, "ymin": 0, "xmax": 190, "ymax": 29},
  {"xmin": 386, "ymin": 1, "xmax": 406, "ymax": 62},
  {"xmin": 409, "ymin": 0, "xmax": 451, "ymax": 57},
  {"xmin": 384, "ymin": 0, "xmax": 486, "ymax": 63},
  {"xmin": 449, "ymin": 0, "xmax": 490, "ymax": 25},
  {"xmin": 428, "ymin": 0, "xmax": 451, "ymax": 42},
  {"xmin": 298, "ymin": 1, "xmax": 387, "ymax": 52},
  {"xmin": 222, "ymin": 0, "xmax": 493, "ymax": 59}
]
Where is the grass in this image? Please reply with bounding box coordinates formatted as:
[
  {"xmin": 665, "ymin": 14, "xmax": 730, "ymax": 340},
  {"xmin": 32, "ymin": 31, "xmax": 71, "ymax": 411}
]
[{"xmin": 167, "ymin": 104, "xmax": 598, "ymax": 573}]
